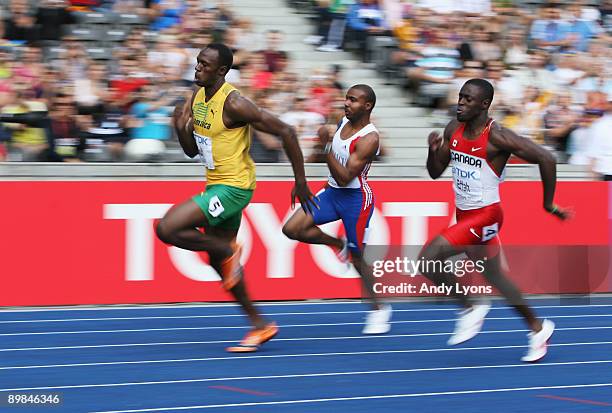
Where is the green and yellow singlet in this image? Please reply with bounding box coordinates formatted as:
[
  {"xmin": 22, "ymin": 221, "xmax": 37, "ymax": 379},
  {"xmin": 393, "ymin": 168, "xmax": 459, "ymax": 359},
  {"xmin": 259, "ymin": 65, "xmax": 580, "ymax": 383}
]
[{"xmin": 192, "ymin": 82, "xmax": 256, "ymax": 190}]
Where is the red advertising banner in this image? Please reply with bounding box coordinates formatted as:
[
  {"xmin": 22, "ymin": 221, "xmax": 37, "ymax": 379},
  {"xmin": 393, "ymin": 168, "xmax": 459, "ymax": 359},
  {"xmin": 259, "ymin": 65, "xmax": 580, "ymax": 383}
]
[{"xmin": 0, "ymin": 181, "xmax": 608, "ymax": 306}]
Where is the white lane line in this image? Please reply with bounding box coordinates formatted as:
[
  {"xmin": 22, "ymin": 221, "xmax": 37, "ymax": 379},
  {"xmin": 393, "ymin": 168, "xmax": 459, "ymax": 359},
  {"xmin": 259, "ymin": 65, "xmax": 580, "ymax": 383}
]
[
  {"xmin": 0, "ymin": 301, "xmax": 363, "ymax": 313},
  {"xmin": 2, "ymin": 314, "xmax": 611, "ymax": 337},
  {"xmin": 1, "ymin": 341, "xmax": 611, "ymax": 371},
  {"xmin": 3, "ymin": 304, "xmax": 612, "ymax": 324},
  {"xmin": 2, "ymin": 360, "xmax": 610, "ymax": 392},
  {"xmin": 1, "ymin": 298, "xmax": 610, "ymax": 313},
  {"xmin": 88, "ymin": 383, "xmax": 612, "ymax": 412},
  {"xmin": 1, "ymin": 326, "xmax": 611, "ymax": 353}
]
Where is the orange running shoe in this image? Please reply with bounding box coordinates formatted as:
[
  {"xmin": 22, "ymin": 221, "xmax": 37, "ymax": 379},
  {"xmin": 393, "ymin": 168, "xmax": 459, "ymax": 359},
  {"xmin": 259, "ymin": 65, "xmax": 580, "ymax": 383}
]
[
  {"xmin": 220, "ymin": 242, "xmax": 243, "ymax": 290},
  {"xmin": 226, "ymin": 322, "xmax": 279, "ymax": 353}
]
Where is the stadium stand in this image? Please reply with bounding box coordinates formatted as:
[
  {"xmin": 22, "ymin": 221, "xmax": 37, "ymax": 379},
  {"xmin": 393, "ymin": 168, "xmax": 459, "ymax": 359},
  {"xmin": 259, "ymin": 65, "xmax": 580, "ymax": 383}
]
[{"xmin": 0, "ymin": 0, "xmax": 608, "ymax": 169}]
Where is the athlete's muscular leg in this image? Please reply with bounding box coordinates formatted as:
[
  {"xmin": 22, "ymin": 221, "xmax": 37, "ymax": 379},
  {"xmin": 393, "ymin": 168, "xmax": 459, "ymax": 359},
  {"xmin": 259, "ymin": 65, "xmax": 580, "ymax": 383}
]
[
  {"xmin": 351, "ymin": 250, "xmax": 383, "ymax": 310},
  {"xmin": 156, "ymin": 198, "xmax": 233, "ymax": 258},
  {"xmin": 480, "ymin": 253, "xmax": 542, "ymax": 332},
  {"xmin": 282, "ymin": 209, "xmax": 344, "ymax": 250},
  {"xmin": 156, "ymin": 199, "xmax": 267, "ymax": 330},
  {"xmin": 207, "ymin": 226, "xmax": 268, "ymax": 330},
  {"xmin": 419, "ymin": 236, "xmax": 472, "ymax": 307}
]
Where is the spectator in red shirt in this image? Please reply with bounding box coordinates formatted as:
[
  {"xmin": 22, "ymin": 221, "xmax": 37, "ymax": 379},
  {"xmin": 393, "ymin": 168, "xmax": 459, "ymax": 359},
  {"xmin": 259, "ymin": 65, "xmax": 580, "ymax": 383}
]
[{"xmin": 261, "ymin": 29, "xmax": 287, "ymax": 73}]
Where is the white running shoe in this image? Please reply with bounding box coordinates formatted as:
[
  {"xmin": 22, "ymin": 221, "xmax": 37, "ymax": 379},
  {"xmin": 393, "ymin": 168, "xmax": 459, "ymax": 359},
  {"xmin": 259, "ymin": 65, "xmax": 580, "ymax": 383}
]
[
  {"xmin": 447, "ymin": 302, "xmax": 491, "ymax": 345},
  {"xmin": 362, "ymin": 304, "xmax": 392, "ymax": 334},
  {"xmin": 521, "ymin": 319, "xmax": 555, "ymax": 363}
]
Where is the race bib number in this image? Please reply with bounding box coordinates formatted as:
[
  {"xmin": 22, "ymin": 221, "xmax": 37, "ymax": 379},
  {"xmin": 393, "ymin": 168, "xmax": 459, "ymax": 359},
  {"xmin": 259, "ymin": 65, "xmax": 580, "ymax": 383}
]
[
  {"xmin": 482, "ymin": 223, "xmax": 499, "ymax": 242},
  {"xmin": 208, "ymin": 195, "xmax": 224, "ymax": 218},
  {"xmin": 194, "ymin": 132, "xmax": 214, "ymax": 169}
]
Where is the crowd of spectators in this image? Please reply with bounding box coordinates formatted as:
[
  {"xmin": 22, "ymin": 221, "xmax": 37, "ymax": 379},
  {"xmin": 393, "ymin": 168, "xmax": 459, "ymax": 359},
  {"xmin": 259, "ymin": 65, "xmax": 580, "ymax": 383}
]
[
  {"xmin": 303, "ymin": 0, "xmax": 611, "ymax": 167},
  {"xmin": 0, "ymin": 0, "xmax": 609, "ymax": 170},
  {"xmin": 0, "ymin": 0, "xmax": 347, "ymax": 163}
]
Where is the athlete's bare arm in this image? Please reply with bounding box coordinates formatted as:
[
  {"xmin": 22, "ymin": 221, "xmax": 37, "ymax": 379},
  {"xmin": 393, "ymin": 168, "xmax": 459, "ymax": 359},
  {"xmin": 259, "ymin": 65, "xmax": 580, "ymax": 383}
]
[
  {"xmin": 224, "ymin": 91, "xmax": 318, "ymax": 213},
  {"xmin": 426, "ymin": 120, "xmax": 458, "ymax": 179},
  {"xmin": 489, "ymin": 126, "xmax": 570, "ymax": 220},
  {"xmin": 173, "ymin": 89, "xmax": 199, "ymax": 158},
  {"xmin": 327, "ymin": 132, "xmax": 379, "ymax": 187}
]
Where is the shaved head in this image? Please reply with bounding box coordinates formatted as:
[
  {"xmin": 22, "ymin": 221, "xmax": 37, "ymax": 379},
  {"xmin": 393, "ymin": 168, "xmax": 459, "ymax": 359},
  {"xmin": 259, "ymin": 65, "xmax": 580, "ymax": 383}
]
[
  {"xmin": 350, "ymin": 84, "xmax": 376, "ymax": 111},
  {"xmin": 465, "ymin": 78, "xmax": 494, "ymax": 106}
]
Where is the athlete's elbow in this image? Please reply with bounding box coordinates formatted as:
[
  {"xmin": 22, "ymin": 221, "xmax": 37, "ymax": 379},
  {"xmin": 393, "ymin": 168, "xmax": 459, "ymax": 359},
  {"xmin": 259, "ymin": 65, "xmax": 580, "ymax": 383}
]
[
  {"xmin": 288, "ymin": 125, "xmax": 297, "ymax": 139},
  {"xmin": 184, "ymin": 149, "xmax": 198, "ymax": 158},
  {"xmin": 279, "ymin": 125, "xmax": 298, "ymax": 144},
  {"xmin": 426, "ymin": 165, "xmax": 441, "ymax": 180},
  {"xmin": 336, "ymin": 179, "xmax": 348, "ymax": 187},
  {"xmin": 334, "ymin": 172, "xmax": 352, "ymax": 187},
  {"xmin": 177, "ymin": 139, "xmax": 198, "ymax": 158}
]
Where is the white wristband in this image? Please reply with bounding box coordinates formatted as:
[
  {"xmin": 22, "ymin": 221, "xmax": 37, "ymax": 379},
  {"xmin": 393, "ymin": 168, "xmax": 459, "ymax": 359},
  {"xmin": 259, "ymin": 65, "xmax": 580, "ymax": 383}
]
[{"xmin": 324, "ymin": 142, "xmax": 332, "ymax": 154}]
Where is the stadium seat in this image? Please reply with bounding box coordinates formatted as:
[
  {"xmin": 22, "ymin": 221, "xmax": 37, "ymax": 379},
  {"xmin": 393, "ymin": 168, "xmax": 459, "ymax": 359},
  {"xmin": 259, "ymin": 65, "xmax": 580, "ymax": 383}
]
[
  {"xmin": 66, "ymin": 25, "xmax": 100, "ymax": 41},
  {"xmin": 103, "ymin": 26, "xmax": 130, "ymax": 42},
  {"xmin": 85, "ymin": 45, "xmax": 112, "ymax": 60},
  {"xmin": 73, "ymin": 11, "xmax": 115, "ymax": 25},
  {"xmin": 44, "ymin": 45, "xmax": 68, "ymax": 61},
  {"xmin": 116, "ymin": 13, "xmax": 145, "ymax": 26},
  {"xmin": 142, "ymin": 30, "xmax": 160, "ymax": 44}
]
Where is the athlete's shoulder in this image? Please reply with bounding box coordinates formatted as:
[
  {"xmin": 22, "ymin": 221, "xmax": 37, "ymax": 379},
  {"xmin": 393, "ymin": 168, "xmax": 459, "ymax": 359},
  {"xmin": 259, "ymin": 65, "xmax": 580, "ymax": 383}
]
[
  {"xmin": 443, "ymin": 119, "xmax": 461, "ymax": 140},
  {"xmin": 224, "ymin": 88, "xmax": 250, "ymax": 114},
  {"xmin": 355, "ymin": 128, "xmax": 380, "ymax": 156},
  {"xmin": 223, "ymin": 88, "xmax": 262, "ymax": 127},
  {"xmin": 360, "ymin": 121, "xmax": 380, "ymax": 141},
  {"xmin": 222, "ymin": 82, "xmax": 239, "ymax": 96},
  {"xmin": 368, "ymin": 121, "xmax": 380, "ymax": 133},
  {"xmin": 361, "ymin": 129, "xmax": 379, "ymax": 142},
  {"xmin": 488, "ymin": 122, "xmax": 524, "ymax": 152},
  {"xmin": 488, "ymin": 122, "xmax": 516, "ymax": 141}
]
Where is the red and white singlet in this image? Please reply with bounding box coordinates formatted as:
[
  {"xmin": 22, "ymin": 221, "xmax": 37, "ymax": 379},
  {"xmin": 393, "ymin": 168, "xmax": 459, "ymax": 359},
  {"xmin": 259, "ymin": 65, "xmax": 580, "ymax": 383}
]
[
  {"xmin": 327, "ymin": 117, "xmax": 380, "ymax": 208},
  {"xmin": 449, "ymin": 118, "xmax": 505, "ymax": 210},
  {"xmin": 442, "ymin": 119, "xmax": 505, "ymax": 247}
]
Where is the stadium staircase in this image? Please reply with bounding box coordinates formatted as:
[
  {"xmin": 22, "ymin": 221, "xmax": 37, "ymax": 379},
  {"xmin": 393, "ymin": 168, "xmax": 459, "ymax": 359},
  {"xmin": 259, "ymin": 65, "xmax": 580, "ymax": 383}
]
[{"xmin": 231, "ymin": 0, "xmax": 432, "ymax": 165}]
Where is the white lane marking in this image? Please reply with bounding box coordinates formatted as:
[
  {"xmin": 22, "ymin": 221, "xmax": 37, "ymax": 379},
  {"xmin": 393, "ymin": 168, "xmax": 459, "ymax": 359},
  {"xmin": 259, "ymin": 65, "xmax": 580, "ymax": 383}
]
[
  {"xmin": 88, "ymin": 383, "xmax": 612, "ymax": 412},
  {"xmin": 1, "ymin": 341, "xmax": 611, "ymax": 371},
  {"xmin": 3, "ymin": 304, "xmax": 611, "ymax": 323},
  {"xmin": 2, "ymin": 314, "xmax": 611, "ymax": 336},
  {"xmin": 1, "ymin": 326, "xmax": 611, "ymax": 352},
  {"xmin": 2, "ymin": 360, "xmax": 610, "ymax": 392},
  {"xmin": 1, "ymin": 298, "xmax": 610, "ymax": 313}
]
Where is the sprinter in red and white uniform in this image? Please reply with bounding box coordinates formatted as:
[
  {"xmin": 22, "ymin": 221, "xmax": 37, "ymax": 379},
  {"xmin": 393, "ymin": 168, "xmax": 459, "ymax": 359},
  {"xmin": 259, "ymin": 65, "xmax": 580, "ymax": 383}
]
[
  {"xmin": 283, "ymin": 84, "xmax": 392, "ymax": 335},
  {"xmin": 424, "ymin": 78, "xmax": 570, "ymax": 362}
]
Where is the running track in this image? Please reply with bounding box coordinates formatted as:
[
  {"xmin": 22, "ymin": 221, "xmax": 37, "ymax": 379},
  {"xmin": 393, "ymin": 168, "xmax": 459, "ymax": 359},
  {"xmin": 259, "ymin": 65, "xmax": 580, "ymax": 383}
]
[{"xmin": 1, "ymin": 297, "xmax": 611, "ymax": 412}]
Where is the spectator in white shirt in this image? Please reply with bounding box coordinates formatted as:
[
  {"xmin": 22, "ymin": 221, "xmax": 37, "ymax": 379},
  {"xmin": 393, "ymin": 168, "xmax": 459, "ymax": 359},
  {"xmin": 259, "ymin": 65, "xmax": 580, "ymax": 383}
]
[
  {"xmin": 553, "ymin": 53, "xmax": 585, "ymax": 87},
  {"xmin": 503, "ymin": 28, "xmax": 529, "ymax": 68},
  {"xmin": 587, "ymin": 97, "xmax": 612, "ymax": 179},
  {"xmin": 280, "ymin": 95, "xmax": 326, "ymax": 160}
]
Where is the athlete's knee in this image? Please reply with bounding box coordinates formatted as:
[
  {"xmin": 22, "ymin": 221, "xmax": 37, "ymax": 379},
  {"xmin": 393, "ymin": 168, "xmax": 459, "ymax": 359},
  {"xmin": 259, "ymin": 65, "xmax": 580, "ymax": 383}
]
[
  {"xmin": 282, "ymin": 220, "xmax": 300, "ymax": 240},
  {"xmin": 155, "ymin": 219, "xmax": 174, "ymax": 245},
  {"xmin": 419, "ymin": 236, "xmax": 458, "ymax": 260}
]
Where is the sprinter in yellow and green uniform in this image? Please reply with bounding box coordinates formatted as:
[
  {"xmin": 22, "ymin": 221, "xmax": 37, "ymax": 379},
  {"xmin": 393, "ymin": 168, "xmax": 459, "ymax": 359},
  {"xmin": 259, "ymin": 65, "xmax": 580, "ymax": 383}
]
[
  {"xmin": 190, "ymin": 81, "xmax": 256, "ymax": 231},
  {"xmin": 156, "ymin": 43, "xmax": 318, "ymax": 353}
]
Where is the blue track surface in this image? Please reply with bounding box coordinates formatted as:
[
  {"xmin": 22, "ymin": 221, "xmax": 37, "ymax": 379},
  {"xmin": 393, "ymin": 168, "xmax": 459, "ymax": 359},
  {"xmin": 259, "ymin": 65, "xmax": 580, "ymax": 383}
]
[{"xmin": 1, "ymin": 297, "xmax": 611, "ymax": 412}]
